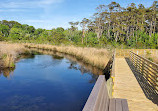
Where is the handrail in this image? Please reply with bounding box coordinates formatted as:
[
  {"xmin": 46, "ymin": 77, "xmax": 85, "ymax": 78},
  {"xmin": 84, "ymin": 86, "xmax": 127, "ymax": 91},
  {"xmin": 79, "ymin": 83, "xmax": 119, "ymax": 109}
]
[
  {"xmin": 129, "ymin": 51, "xmax": 158, "ymax": 92},
  {"xmin": 130, "ymin": 51, "xmax": 158, "ymax": 67}
]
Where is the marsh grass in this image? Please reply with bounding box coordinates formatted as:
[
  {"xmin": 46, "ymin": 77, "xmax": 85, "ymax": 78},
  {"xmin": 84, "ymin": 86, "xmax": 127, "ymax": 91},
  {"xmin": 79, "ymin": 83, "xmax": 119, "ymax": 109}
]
[
  {"xmin": 2, "ymin": 54, "xmax": 15, "ymax": 68},
  {"xmin": 150, "ymin": 55, "xmax": 158, "ymax": 64},
  {"xmin": 25, "ymin": 43, "xmax": 111, "ymax": 69},
  {"xmin": 0, "ymin": 42, "xmax": 111, "ymax": 69},
  {"xmin": 144, "ymin": 52, "xmax": 158, "ymax": 64},
  {"xmin": 0, "ymin": 42, "xmax": 26, "ymax": 68}
]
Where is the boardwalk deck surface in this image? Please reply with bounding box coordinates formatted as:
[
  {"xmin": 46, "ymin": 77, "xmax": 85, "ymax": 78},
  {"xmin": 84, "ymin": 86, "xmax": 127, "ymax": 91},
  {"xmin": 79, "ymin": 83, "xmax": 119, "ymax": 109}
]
[{"xmin": 113, "ymin": 58, "xmax": 158, "ymax": 111}]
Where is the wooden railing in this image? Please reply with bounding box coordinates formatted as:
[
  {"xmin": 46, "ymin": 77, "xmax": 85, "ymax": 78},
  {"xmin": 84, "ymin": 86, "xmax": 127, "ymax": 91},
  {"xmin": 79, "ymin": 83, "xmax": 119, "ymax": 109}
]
[{"xmin": 129, "ymin": 51, "xmax": 158, "ymax": 92}]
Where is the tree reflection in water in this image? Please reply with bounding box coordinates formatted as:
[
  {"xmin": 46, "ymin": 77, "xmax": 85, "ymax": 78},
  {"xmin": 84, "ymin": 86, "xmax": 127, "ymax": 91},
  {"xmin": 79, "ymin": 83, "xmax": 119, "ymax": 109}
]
[{"xmin": 67, "ymin": 60, "xmax": 100, "ymax": 84}]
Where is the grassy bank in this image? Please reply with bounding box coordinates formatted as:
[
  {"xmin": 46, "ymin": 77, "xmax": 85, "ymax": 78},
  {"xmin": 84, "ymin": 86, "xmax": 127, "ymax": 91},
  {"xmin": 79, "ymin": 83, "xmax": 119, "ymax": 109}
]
[
  {"xmin": 0, "ymin": 42, "xmax": 26, "ymax": 68},
  {"xmin": 152, "ymin": 56, "xmax": 158, "ymax": 64},
  {"xmin": 0, "ymin": 42, "xmax": 111, "ymax": 70},
  {"xmin": 146, "ymin": 55, "xmax": 158, "ymax": 64},
  {"xmin": 142, "ymin": 51, "xmax": 158, "ymax": 64},
  {"xmin": 25, "ymin": 43, "xmax": 111, "ymax": 70}
]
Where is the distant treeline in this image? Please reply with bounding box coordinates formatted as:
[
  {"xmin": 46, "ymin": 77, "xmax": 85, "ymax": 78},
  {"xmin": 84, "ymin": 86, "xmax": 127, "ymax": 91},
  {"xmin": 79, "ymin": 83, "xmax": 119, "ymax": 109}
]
[{"xmin": 0, "ymin": 1, "xmax": 158, "ymax": 48}]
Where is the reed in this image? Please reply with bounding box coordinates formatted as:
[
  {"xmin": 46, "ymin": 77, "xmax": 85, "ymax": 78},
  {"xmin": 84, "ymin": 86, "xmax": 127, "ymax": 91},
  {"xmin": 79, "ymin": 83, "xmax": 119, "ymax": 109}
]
[
  {"xmin": 25, "ymin": 43, "xmax": 111, "ymax": 69},
  {"xmin": 2, "ymin": 54, "xmax": 15, "ymax": 68},
  {"xmin": 151, "ymin": 55, "xmax": 158, "ymax": 64},
  {"xmin": 0, "ymin": 42, "xmax": 26, "ymax": 68},
  {"xmin": 144, "ymin": 53, "xmax": 158, "ymax": 64}
]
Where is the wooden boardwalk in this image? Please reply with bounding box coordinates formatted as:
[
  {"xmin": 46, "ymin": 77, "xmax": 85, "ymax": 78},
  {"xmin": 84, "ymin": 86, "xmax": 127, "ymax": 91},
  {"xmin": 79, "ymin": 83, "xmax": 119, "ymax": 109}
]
[{"xmin": 113, "ymin": 57, "xmax": 158, "ymax": 111}]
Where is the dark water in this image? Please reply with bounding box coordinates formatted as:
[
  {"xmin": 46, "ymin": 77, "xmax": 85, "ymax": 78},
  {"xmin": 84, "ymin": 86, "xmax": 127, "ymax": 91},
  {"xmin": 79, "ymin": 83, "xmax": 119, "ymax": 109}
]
[{"xmin": 0, "ymin": 54, "xmax": 99, "ymax": 111}]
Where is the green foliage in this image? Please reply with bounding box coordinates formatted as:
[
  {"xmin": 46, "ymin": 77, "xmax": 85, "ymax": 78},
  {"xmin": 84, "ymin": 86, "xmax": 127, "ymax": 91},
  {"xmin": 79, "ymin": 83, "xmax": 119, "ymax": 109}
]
[
  {"xmin": 47, "ymin": 28, "xmax": 68, "ymax": 44},
  {"xmin": 9, "ymin": 28, "xmax": 25, "ymax": 40},
  {"xmin": 0, "ymin": 24, "xmax": 10, "ymax": 37},
  {"xmin": 0, "ymin": 32, "xmax": 4, "ymax": 41},
  {"xmin": 34, "ymin": 28, "xmax": 44, "ymax": 35},
  {"xmin": 86, "ymin": 32, "xmax": 98, "ymax": 46},
  {"xmin": 27, "ymin": 26, "xmax": 35, "ymax": 34}
]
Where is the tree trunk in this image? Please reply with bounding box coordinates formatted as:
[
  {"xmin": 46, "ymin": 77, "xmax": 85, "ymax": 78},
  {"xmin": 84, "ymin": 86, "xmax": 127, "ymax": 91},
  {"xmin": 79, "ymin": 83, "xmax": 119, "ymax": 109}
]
[
  {"xmin": 133, "ymin": 28, "xmax": 134, "ymax": 37},
  {"xmin": 108, "ymin": 22, "xmax": 110, "ymax": 38},
  {"xmin": 126, "ymin": 26, "xmax": 129, "ymax": 41},
  {"xmin": 141, "ymin": 14, "xmax": 144, "ymax": 31},
  {"xmin": 149, "ymin": 21, "xmax": 153, "ymax": 37},
  {"xmin": 115, "ymin": 31, "xmax": 119, "ymax": 42},
  {"xmin": 153, "ymin": 18, "xmax": 156, "ymax": 34},
  {"xmin": 82, "ymin": 36, "xmax": 84, "ymax": 44}
]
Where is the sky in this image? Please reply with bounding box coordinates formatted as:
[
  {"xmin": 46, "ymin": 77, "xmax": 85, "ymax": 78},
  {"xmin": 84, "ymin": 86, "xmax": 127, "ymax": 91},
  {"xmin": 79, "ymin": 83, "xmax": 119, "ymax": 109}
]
[{"xmin": 0, "ymin": 0, "xmax": 156, "ymax": 29}]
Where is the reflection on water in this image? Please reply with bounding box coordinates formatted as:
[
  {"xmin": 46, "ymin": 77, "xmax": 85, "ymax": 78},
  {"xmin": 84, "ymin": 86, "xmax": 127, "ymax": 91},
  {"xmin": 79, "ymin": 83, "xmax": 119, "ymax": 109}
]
[
  {"xmin": 0, "ymin": 68, "xmax": 15, "ymax": 79},
  {"xmin": 0, "ymin": 52, "xmax": 103, "ymax": 111},
  {"xmin": 30, "ymin": 48, "xmax": 104, "ymax": 75}
]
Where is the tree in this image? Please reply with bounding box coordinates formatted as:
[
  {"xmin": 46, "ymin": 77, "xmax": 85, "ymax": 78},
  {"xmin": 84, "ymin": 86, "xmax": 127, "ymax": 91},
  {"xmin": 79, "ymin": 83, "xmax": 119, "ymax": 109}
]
[
  {"xmin": 27, "ymin": 26, "xmax": 35, "ymax": 34},
  {"xmin": 80, "ymin": 18, "xmax": 89, "ymax": 44},
  {"xmin": 0, "ymin": 24, "xmax": 9, "ymax": 37},
  {"xmin": 0, "ymin": 32, "xmax": 4, "ymax": 41},
  {"xmin": 9, "ymin": 28, "xmax": 25, "ymax": 40},
  {"xmin": 68, "ymin": 22, "xmax": 79, "ymax": 31},
  {"xmin": 34, "ymin": 28, "xmax": 44, "ymax": 35},
  {"xmin": 47, "ymin": 28, "xmax": 66, "ymax": 44}
]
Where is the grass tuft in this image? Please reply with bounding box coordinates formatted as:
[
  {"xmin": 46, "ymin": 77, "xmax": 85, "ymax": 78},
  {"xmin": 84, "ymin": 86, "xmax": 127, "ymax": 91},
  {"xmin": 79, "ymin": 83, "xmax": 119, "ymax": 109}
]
[{"xmin": 0, "ymin": 42, "xmax": 26, "ymax": 68}]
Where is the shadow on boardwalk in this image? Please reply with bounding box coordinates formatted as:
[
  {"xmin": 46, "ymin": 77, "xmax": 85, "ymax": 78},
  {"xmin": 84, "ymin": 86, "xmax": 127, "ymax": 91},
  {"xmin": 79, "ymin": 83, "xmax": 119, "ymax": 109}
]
[{"xmin": 125, "ymin": 58, "xmax": 158, "ymax": 105}]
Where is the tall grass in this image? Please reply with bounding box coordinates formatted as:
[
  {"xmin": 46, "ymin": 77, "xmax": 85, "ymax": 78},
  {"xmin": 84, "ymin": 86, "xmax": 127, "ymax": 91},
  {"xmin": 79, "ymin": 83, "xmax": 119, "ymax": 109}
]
[
  {"xmin": 0, "ymin": 42, "xmax": 26, "ymax": 68},
  {"xmin": 0, "ymin": 42, "xmax": 111, "ymax": 69},
  {"xmin": 144, "ymin": 52, "xmax": 158, "ymax": 64},
  {"xmin": 150, "ymin": 55, "xmax": 158, "ymax": 64},
  {"xmin": 25, "ymin": 43, "xmax": 111, "ymax": 69}
]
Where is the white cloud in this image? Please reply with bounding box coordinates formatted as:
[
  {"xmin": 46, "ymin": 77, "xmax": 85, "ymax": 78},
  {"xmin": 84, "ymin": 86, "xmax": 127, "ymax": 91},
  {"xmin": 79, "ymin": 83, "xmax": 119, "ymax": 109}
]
[
  {"xmin": 23, "ymin": 20, "xmax": 47, "ymax": 23},
  {"xmin": 39, "ymin": 0, "xmax": 64, "ymax": 5},
  {"xmin": 0, "ymin": 0, "xmax": 64, "ymax": 11},
  {"xmin": 0, "ymin": 9, "xmax": 26, "ymax": 12}
]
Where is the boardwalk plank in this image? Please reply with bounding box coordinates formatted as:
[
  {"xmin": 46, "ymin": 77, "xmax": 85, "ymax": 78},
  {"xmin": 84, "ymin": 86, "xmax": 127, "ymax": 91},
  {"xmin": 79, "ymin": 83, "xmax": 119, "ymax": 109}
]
[
  {"xmin": 109, "ymin": 99, "xmax": 116, "ymax": 111},
  {"xmin": 115, "ymin": 98, "xmax": 122, "ymax": 111},
  {"xmin": 121, "ymin": 99, "xmax": 129, "ymax": 111}
]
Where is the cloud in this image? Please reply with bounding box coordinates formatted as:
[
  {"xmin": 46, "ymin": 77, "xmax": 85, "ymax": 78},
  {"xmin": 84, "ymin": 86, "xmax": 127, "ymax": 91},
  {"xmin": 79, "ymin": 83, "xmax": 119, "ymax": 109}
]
[
  {"xmin": 23, "ymin": 20, "xmax": 47, "ymax": 23},
  {"xmin": 39, "ymin": 0, "xmax": 64, "ymax": 5},
  {"xmin": 0, "ymin": 9, "xmax": 27, "ymax": 12},
  {"xmin": 0, "ymin": 0, "xmax": 74, "ymax": 30},
  {"xmin": 0, "ymin": 0, "xmax": 64, "ymax": 11}
]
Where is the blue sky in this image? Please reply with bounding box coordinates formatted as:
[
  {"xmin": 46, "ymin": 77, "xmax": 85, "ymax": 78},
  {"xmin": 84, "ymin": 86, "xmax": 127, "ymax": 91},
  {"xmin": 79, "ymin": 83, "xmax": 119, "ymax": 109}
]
[{"xmin": 0, "ymin": 0, "xmax": 156, "ymax": 29}]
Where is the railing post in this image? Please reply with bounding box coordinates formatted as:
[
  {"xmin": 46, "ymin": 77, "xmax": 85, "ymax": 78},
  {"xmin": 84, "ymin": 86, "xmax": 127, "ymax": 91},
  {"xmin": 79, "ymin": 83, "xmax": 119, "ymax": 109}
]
[
  {"xmin": 134, "ymin": 53, "xmax": 136, "ymax": 67},
  {"xmin": 156, "ymin": 76, "xmax": 158, "ymax": 92},
  {"xmin": 141, "ymin": 59, "xmax": 144, "ymax": 75}
]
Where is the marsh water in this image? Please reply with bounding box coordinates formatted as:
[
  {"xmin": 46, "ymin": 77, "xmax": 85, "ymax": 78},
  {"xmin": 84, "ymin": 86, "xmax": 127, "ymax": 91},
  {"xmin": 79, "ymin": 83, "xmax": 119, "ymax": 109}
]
[{"xmin": 0, "ymin": 52, "xmax": 103, "ymax": 111}]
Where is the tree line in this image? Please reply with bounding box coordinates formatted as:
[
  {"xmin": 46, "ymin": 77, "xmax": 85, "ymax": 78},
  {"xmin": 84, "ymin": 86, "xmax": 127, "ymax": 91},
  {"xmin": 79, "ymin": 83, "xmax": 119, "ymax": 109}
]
[{"xmin": 0, "ymin": 1, "xmax": 158, "ymax": 48}]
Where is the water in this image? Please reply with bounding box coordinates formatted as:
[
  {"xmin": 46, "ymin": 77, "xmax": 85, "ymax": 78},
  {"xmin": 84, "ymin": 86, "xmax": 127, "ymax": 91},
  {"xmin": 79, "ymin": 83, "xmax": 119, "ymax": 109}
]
[{"xmin": 0, "ymin": 54, "xmax": 100, "ymax": 111}]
